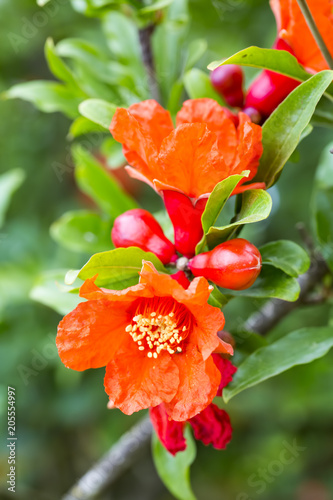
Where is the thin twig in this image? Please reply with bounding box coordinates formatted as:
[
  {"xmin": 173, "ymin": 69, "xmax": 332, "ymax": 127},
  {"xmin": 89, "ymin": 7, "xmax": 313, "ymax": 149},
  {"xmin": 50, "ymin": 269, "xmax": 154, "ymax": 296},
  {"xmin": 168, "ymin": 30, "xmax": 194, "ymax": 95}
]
[
  {"xmin": 62, "ymin": 254, "xmax": 329, "ymax": 500},
  {"xmin": 296, "ymin": 0, "xmax": 333, "ymax": 70},
  {"xmin": 138, "ymin": 24, "xmax": 161, "ymax": 103}
]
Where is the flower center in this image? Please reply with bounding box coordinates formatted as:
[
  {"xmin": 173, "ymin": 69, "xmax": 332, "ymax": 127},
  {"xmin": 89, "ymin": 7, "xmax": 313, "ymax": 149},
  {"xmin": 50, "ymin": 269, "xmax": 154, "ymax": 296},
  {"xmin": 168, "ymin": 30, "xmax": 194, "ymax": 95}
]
[{"xmin": 125, "ymin": 297, "xmax": 191, "ymax": 358}]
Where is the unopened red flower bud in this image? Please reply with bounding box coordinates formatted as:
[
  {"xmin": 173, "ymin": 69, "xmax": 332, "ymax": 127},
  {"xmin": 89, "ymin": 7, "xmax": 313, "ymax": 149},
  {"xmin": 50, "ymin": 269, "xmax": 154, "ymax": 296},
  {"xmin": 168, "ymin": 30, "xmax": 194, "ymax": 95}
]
[
  {"xmin": 210, "ymin": 65, "xmax": 245, "ymax": 108},
  {"xmin": 245, "ymin": 38, "xmax": 300, "ymax": 118},
  {"xmin": 188, "ymin": 238, "xmax": 261, "ymax": 290},
  {"xmin": 112, "ymin": 209, "xmax": 177, "ymax": 265}
]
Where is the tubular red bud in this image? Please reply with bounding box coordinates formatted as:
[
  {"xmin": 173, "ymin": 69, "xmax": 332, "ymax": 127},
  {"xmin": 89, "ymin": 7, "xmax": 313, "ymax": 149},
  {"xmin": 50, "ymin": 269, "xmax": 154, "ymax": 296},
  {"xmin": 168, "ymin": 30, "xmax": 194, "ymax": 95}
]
[
  {"xmin": 245, "ymin": 38, "xmax": 300, "ymax": 118},
  {"xmin": 171, "ymin": 271, "xmax": 191, "ymax": 289},
  {"xmin": 210, "ymin": 65, "xmax": 245, "ymax": 108},
  {"xmin": 188, "ymin": 238, "xmax": 262, "ymax": 290},
  {"xmin": 112, "ymin": 209, "xmax": 177, "ymax": 265}
]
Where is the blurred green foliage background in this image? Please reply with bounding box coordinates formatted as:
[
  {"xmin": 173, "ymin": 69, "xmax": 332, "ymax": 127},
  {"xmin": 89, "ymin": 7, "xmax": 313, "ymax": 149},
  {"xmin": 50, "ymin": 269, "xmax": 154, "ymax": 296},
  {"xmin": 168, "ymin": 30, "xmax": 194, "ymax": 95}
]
[{"xmin": 0, "ymin": 1, "xmax": 332, "ymax": 499}]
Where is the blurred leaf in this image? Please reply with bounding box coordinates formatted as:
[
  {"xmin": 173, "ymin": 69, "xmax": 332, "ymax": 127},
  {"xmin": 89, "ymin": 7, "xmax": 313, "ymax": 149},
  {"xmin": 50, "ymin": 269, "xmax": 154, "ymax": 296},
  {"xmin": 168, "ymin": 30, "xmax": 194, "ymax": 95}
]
[
  {"xmin": 208, "ymin": 285, "xmax": 229, "ymax": 308},
  {"xmin": 79, "ymin": 98, "xmax": 117, "ymax": 128},
  {"xmin": 71, "ymin": 247, "xmax": 167, "ymax": 289},
  {"xmin": 254, "ymin": 71, "xmax": 333, "ymax": 187},
  {"xmin": 152, "ymin": 426, "xmax": 197, "ymax": 500},
  {"xmin": 224, "ymin": 327, "xmax": 333, "ymax": 402},
  {"xmin": 30, "ymin": 270, "xmax": 82, "ymax": 315},
  {"xmin": 184, "ymin": 39, "xmax": 207, "ymax": 72},
  {"xmin": 45, "ymin": 38, "xmax": 82, "ymax": 92},
  {"xmin": 140, "ymin": 0, "xmax": 175, "ymax": 14},
  {"xmin": 72, "ymin": 145, "xmax": 137, "ymax": 218},
  {"xmin": 2, "ymin": 81, "xmax": 82, "ymax": 118},
  {"xmin": 103, "ymin": 11, "xmax": 142, "ymax": 66},
  {"xmin": 101, "ymin": 138, "xmax": 126, "ymax": 169},
  {"xmin": 50, "ymin": 210, "xmax": 113, "ymax": 254},
  {"xmin": 206, "ymin": 189, "xmax": 272, "ymax": 248},
  {"xmin": 69, "ymin": 116, "xmax": 106, "ymax": 138},
  {"xmin": 195, "ymin": 172, "xmax": 249, "ymax": 253},
  {"xmin": 37, "ymin": 0, "xmax": 51, "ymax": 5},
  {"xmin": 0, "ymin": 169, "xmax": 25, "ymax": 228},
  {"xmin": 260, "ymin": 240, "xmax": 310, "ymax": 278},
  {"xmin": 183, "ymin": 68, "xmax": 225, "ymax": 105},
  {"xmin": 224, "ymin": 265, "xmax": 300, "ymax": 302}
]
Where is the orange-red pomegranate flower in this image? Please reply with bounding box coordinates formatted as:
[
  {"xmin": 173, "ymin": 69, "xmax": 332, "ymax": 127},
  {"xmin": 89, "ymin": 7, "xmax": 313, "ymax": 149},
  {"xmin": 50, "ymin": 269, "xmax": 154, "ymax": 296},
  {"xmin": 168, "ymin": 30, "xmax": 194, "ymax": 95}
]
[
  {"xmin": 271, "ymin": 0, "xmax": 333, "ymax": 73},
  {"xmin": 110, "ymin": 98, "xmax": 263, "ymax": 257},
  {"xmin": 56, "ymin": 262, "xmax": 233, "ymax": 421}
]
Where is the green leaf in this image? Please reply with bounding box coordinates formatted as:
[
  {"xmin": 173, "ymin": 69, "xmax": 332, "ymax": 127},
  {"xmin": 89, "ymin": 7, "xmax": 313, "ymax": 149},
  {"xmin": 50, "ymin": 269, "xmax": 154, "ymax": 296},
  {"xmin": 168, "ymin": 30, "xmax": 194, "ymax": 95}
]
[
  {"xmin": 2, "ymin": 81, "xmax": 82, "ymax": 118},
  {"xmin": 224, "ymin": 265, "xmax": 300, "ymax": 302},
  {"xmin": 45, "ymin": 38, "xmax": 82, "ymax": 92},
  {"xmin": 103, "ymin": 11, "xmax": 142, "ymax": 66},
  {"xmin": 30, "ymin": 270, "xmax": 82, "ymax": 315},
  {"xmin": 254, "ymin": 71, "xmax": 333, "ymax": 187},
  {"xmin": 72, "ymin": 145, "xmax": 137, "ymax": 218},
  {"xmin": 208, "ymin": 285, "xmax": 229, "ymax": 308},
  {"xmin": 195, "ymin": 172, "xmax": 249, "ymax": 253},
  {"xmin": 183, "ymin": 68, "xmax": 225, "ymax": 105},
  {"xmin": 73, "ymin": 247, "xmax": 167, "ymax": 289},
  {"xmin": 260, "ymin": 240, "xmax": 310, "ymax": 278},
  {"xmin": 224, "ymin": 327, "xmax": 333, "ymax": 402},
  {"xmin": 68, "ymin": 117, "xmax": 106, "ymax": 138},
  {"xmin": 184, "ymin": 39, "xmax": 207, "ymax": 72},
  {"xmin": 79, "ymin": 99, "xmax": 117, "ymax": 129},
  {"xmin": 0, "ymin": 169, "xmax": 25, "ymax": 228},
  {"xmin": 50, "ymin": 210, "xmax": 114, "ymax": 254},
  {"xmin": 206, "ymin": 189, "xmax": 272, "ymax": 248},
  {"xmin": 100, "ymin": 138, "xmax": 126, "ymax": 169},
  {"xmin": 37, "ymin": 0, "xmax": 51, "ymax": 5},
  {"xmin": 152, "ymin": 426, "xmax": 197, "ymax": 500}
]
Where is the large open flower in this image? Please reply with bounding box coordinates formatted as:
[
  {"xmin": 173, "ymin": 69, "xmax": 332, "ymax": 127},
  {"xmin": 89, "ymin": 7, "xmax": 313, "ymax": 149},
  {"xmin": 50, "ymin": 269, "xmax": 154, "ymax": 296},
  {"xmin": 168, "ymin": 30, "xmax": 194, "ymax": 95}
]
[
  {"xmin": 56, "ymin": 262, "xmax": 233, "ymax": 421},
  {"xmin": 110, "ymin": 98, "xmax": 263, "ymax": 257},
  {"xmin": 150, "ymin": 355, "xmax": 237, "ymax": 455},
  {"xmin": 271, "ymin": 0, "xmax": 333, "ymax": 73}
]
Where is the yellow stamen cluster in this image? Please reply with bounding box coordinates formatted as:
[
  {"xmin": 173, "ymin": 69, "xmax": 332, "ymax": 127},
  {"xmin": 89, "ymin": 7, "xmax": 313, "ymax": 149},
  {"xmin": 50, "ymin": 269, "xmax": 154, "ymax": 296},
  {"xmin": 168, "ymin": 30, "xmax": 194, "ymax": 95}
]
[{"xmin": 126, "ymin": 308, "xmax": 188, "ymax": 358}]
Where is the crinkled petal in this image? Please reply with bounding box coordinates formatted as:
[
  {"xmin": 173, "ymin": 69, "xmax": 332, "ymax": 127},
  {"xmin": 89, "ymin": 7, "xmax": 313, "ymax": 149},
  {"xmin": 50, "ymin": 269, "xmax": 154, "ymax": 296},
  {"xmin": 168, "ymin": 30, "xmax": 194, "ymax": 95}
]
[
  {"xmin": 164, "ymin": 345, "xmax": 221, "ymax": 421},
  {"xmin": 186, "ymin": 304, "xmax": 227, "ymax": 360},
  {"xmin": 189, "ymin": 403, "xmax": 232, "ymax": 449},
  {"xmin": 56, "ymin": 299, "xmax": 129, "ymax": 370},
  {"xmin": 212, "ymin": 355, "xmax": 237, "ymax": 396},
  {"xmin": 104, "ymin": 340, "xmax": 179, "ymax": 414},
  {"xmin": 149, "ymin": 404, "xmax": 186, "ymax": 455},
  {"xmin": 270, "ymin": 0, "xmax": 333, "ymax": 72}
]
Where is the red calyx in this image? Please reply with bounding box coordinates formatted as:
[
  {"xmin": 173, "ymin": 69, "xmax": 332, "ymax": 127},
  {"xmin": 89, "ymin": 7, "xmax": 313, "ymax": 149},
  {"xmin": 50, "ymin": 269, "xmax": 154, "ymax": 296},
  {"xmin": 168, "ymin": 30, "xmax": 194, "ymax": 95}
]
[
  {"xmin": 111, "ymin": 209, "xmax": 177, "ymax": 265},
  {"xmin": 188, "ymin": 238, "xmax": 262, "ymax": 290},
  {"xmin": 210, "ymin": 65, "xmax": 245, "ymax": 108},
  {"xmin": 245, "ymin": 38, "xmax": 300, "ymax": 118}
]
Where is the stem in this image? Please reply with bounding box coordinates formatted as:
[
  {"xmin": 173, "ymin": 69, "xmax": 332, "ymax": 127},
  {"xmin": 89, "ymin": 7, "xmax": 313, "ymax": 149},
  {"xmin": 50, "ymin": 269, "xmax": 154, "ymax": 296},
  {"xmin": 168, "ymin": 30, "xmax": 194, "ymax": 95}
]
[
  {"xmin": 138, "ymin": 24, "xmax": 162, "ymax": 103},
  {"xmin": 62, "ymin": 254, "xmax": 329, "ymax": 500},
  {"xmin": 296, "ymin": 0, "xmax": 333, "ymax": 70}
]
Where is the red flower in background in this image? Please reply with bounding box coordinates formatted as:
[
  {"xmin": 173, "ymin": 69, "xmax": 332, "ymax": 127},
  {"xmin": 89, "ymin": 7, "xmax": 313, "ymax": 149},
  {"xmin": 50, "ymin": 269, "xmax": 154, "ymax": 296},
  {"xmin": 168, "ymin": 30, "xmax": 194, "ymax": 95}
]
[
  {"xmin": 110, "ymin": 98, "xmax": 263, "ymax": 257},
  {"xmin": 56, "ymin": 262, "xmax": 233, "ymax": 421},
  {"xmin": 271, "ymin": 0, "xmax": 333, "ymax": 73},
  {"xmin": 150, "ymin": 355, "xmax": 237, "ymax": 455}
]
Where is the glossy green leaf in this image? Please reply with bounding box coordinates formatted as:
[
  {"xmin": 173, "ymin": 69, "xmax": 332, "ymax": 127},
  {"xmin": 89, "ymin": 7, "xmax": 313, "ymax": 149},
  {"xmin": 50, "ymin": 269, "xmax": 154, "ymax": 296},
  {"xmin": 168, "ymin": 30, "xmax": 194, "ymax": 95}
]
[
  {"xmin": 208, "ymin": 285, "xmax": 229, "ymax": 309},
  {"xmin": 183, "ymin": 68, "xmax": 225, "ymax": 105},
  {"xmin": 68, "ymin": 116, "xmax": 106, "ymax": 138},
  {"xmin": 2, "ymin": 81, "xmax": 82, "ymax": 118},
  {"xmin": 30, "ymin": 270, "xmax": 82, "ymax": 315},
  {"xmin": 152, "ymin": 426, "xmax": 197, "ymax": 500},
  {"xmin": 195, "ymin": 173, "xmax": 248, "ymax": 253},
  {"xmin": 71, "ymin": 247, "xmax": 167, "ymax": 289},
  {"xmin": 0, "ymin": 169, "xmax": 25, "ymax": 228},
  {"xmin": 224, "ymin": 265, "xmax": 300, "ymax": 302},
  {"xmin": 254, "ymin": 71, "xmax": 333, "ymax": 187},
  {"xmin": 72, "ymin": 146, "xmax": 137, "ymax": 218},
  {"xmin": 224, "ymin": 327, "xmax": 333, "ymax": 402},
  {"xmin": 206, "ymin": 189, "xmax": 272, "ymax": 248},
  {"xmin": 260, "ymin": 240, "xmax": 310, "ymax": 278},
  {"xmin": 79, "ymin": 99, "xmax": 117, "ymax": 129},
  {"xmin": 50, "ymin": 210, "xmax": 113, "ymax": 254}
]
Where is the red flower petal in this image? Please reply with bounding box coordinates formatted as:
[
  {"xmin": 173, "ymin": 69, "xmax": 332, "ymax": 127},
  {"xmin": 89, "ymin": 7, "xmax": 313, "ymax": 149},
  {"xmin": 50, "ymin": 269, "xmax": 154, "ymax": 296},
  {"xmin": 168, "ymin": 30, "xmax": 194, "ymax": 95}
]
[
  {"xmin": 164, "ymin": 344, "xmax": 221, "ymax": 421},
  {"xmin": 212, "ymin": 355, "xmax": 237, "ymax": 396},
  {"xmin": 56, "ymin": 299, "xmax": 129, "ymax": 370},
  {"xmin": 189, "ymin": 403, "xmax": 232, "ymax": 449},
  {"xmin": 104, "ymin": 340, "xmax": 179, "ymax": 414},
  {"xmin": 150, "ymin": 404, "xmax": 186, "ymax": 455}
]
